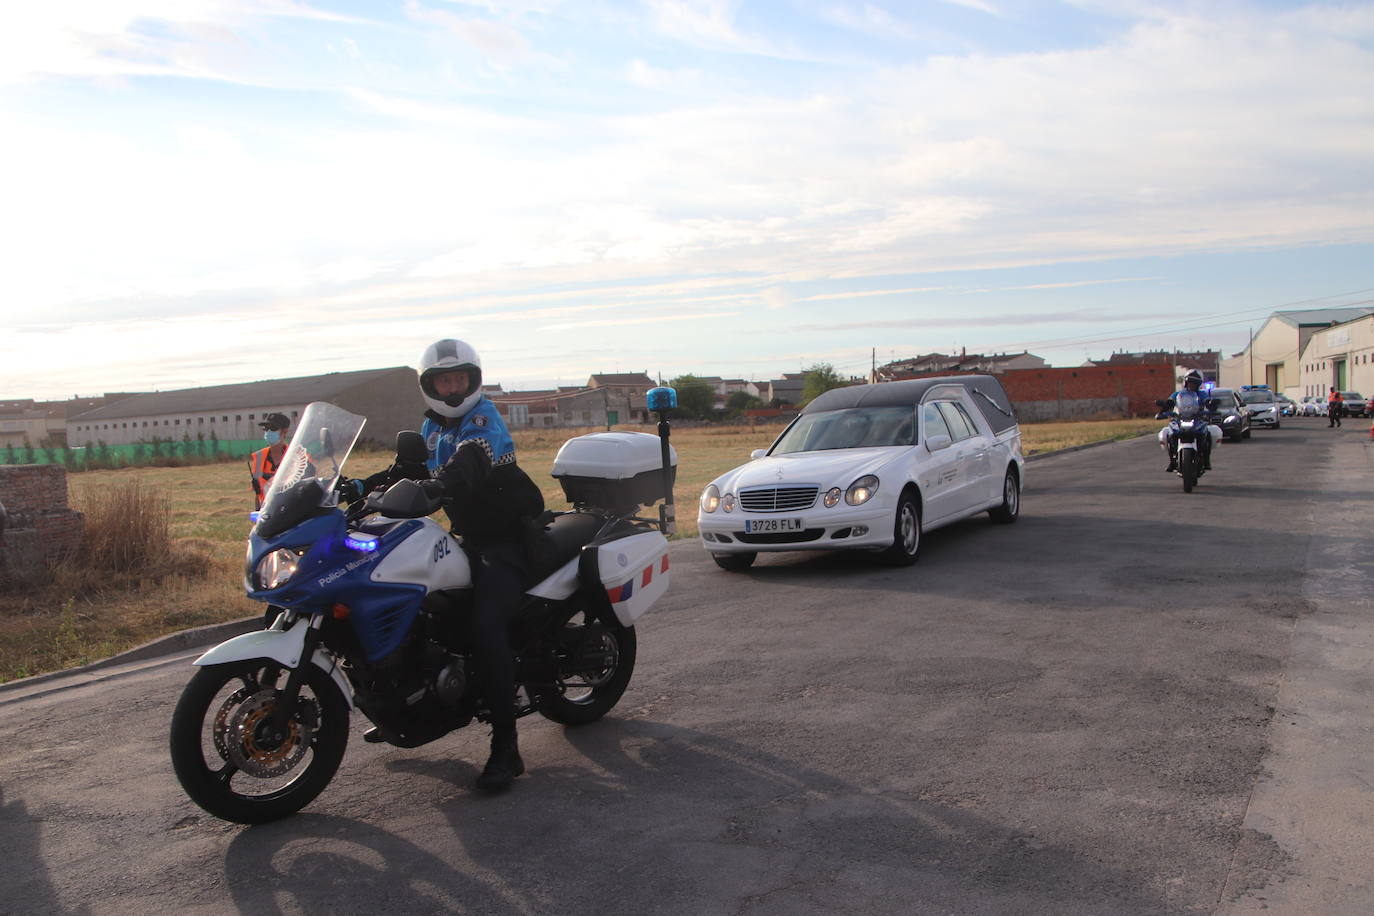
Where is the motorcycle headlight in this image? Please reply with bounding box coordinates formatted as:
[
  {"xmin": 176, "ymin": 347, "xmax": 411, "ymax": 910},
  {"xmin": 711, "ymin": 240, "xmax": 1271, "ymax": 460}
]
[
  {"xmin": 256, "ymin": 547, "xmax": 305, "ymax": 590},
  {"xmin": 846, "ymin": 475, "xmax": 879, "ymax": 506},
  {"xmin": 701, "ymin": 484, "xmax": 720, "ymax": 514}
]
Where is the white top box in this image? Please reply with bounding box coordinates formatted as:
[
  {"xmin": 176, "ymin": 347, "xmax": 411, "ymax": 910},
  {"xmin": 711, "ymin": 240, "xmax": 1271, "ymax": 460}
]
[{"xmin": 552, "ymin": 432, "xmax": 678, "ymax": 481}]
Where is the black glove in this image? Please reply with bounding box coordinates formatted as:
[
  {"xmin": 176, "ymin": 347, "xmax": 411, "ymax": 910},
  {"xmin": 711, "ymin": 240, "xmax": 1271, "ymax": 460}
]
[
  {"xmin": 336, "ymin": 477, "xmax": 365, "ymax": 503},
  {"xmin": 418, "ymin": 478, "xmax": 447, "ymax": 500}
]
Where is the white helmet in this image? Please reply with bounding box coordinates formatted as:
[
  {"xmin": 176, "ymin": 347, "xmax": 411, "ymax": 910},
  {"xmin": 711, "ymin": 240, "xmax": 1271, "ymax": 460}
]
[{"xmin": 419, "ymin": 338, "xmax": 483, "ymax": 418}]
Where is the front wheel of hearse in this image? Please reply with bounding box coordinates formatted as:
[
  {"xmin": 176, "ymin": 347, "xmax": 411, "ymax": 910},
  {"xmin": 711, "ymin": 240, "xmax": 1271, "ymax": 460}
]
[
  {"xmin": 711, "ymin": 551, "xmax": 756, "ymax": 572},
  {"xmin": 988, "ymin": 468, "xmax": 1021, "ymax": 524},
  {"xmin": 539, "ymin": 608, "xmax": 638, "ymax": 726},
  {"xmin": 878, "ymin": 490, "xmax": 922, "ymax": 566},
  {"xmin": 169, "ymin": 658, "xmax": 350, "ymax": 825}
]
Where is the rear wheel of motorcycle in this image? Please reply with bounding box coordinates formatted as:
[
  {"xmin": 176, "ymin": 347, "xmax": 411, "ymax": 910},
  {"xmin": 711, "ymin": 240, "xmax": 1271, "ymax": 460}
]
[
  {"xmin": 539, "ymin": 612, "xmax": 638, "ymax": 726},
  {"xmin": 169, "ymin": 659, "xmax": 349, "ymax": 824},
  {"xmin": 1180, "ymin": 450, "xmax": 1198, "ymax": 493},
  {"xmin": 878, "ymin": 491, "xmax": 921, "ymax": 566}
]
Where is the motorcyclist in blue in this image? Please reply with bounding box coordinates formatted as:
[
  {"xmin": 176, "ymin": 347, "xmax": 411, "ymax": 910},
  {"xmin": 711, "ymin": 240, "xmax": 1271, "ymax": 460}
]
[
  {"xmin": 1157, "ymin": 369, "xmax": 1217, "ymax": 473},
  {"xmin": 349, "ymin": 338, "xmax": 544, "ymax": 792}
]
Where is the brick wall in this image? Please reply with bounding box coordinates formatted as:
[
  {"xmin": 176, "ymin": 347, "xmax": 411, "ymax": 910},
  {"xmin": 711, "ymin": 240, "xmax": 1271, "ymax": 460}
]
[{"xmin": 0, "ymin": 464, "xmax": 84, "ymax": 572}]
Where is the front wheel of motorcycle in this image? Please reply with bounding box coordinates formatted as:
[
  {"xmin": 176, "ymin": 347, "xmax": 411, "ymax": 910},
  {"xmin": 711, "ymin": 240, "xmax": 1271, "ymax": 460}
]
[
  {"xmin": 169, "ymin": 658, "xmax": 350, "ymax": 824},
  {"xmin": 1180, "ymin": 450, "xmax": 1198, "ymax": 493},
  {"xmin": 539, "ymin": 611, "xmax": 638, "ymax": 726}
]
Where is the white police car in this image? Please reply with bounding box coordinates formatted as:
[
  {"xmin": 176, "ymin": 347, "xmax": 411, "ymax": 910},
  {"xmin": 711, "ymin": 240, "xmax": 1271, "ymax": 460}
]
[
  {"xmin": 1240, "ymin": 385, "xmax": 1281, "ymax": 429},
  {"xmin": 698, "ymin": 376, "xmax": 1024, "ymax": 571}
]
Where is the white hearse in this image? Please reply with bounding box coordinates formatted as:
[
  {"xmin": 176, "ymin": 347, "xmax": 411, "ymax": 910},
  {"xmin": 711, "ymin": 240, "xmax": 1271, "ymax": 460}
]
[{"xmin": 698, "ymin": 375, "xmax": 1024, "ymax": 571}]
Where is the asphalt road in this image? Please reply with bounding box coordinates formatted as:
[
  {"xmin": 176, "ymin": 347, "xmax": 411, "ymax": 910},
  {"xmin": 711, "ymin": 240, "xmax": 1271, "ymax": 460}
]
[{"xmin": 3, "ymin": 419, "xmax": 1372, "ymax": 915}]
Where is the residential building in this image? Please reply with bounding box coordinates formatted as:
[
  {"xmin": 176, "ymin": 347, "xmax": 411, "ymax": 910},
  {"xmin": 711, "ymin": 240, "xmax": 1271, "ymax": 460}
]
[
  {"xmin": 586, "ymin": 372, "xmax": 657, "ymax": 423},
  {"xmin": 873, "ymin": 350, "xmax": 1046, "ymax": 382}
]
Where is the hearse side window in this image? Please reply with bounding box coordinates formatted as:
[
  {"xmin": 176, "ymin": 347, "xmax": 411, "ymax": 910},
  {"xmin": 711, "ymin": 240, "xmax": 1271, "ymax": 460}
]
[
  {"xmin": 922, "ymin": 402, "xmax": 951, "ymax": 441},
  {"xmin": 936, "ymin": 401, "xmax": 976, "ymax": 440}
]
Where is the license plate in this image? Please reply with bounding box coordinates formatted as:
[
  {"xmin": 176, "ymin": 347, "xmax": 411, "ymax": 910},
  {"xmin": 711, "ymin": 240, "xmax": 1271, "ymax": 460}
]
[{"xmin": 745, "ymin": 518, "xmax": 803, "ymax": 533}]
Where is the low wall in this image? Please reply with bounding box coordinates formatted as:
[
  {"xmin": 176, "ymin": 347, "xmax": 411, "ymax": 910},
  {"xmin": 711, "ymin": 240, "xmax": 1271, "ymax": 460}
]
[{"xmin": 0, "ymin": 465, "xmax": 83, "ymax": 574}]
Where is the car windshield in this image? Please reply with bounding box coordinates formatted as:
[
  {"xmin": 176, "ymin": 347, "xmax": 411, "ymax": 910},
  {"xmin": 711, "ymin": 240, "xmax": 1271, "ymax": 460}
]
[
  {"xmin": 1340, "ymin": 392, "xmax": 1362, "ymax": 399},
  {"xmin": 771, "ymin": 406, "xmax": 916, "ymax": 454},
  {"xmin": 1241, "ymin": 390, "xmax": 1274, "ymax": 405},
  {"xmin": 1208, "ymin": 390, "xmax": 1236, "ymax": 409}
]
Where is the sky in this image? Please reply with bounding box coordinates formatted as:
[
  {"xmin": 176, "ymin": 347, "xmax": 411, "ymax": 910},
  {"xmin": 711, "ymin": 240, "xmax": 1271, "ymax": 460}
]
[{"xmin": 2, "ymin": 0, "xmax": 1372, "ymax": 400}]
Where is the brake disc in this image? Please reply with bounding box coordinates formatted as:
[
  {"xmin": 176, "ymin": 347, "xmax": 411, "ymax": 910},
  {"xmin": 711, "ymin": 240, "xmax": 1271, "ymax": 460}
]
[{"xmin": 213, "ymin": 689, "xmax": 317, "ymax": 779}]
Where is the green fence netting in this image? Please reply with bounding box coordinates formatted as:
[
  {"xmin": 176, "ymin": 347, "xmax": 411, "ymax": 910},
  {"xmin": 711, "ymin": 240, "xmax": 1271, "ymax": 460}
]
[{"xmin": 0, "ymin": 439, "xmax": 264, "ymax": 469}]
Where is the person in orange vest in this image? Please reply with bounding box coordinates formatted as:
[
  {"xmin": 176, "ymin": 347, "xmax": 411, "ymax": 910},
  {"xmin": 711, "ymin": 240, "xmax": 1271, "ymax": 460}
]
[
  {"xmin": 1327, "ymin": 387, "xmax": 1344, "ymax": 428},
  {"xmin": 248, "ymin": 413, "xmax": 291, "ymax": 508}
]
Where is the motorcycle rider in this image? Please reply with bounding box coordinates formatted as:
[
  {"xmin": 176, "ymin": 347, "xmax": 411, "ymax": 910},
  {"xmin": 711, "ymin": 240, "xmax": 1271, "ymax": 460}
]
[
  {"xmin": 349, "ymin": 339, "xmax": 544, "ymax": 792},
  {"xmin": 1157, "ymin": 369, "xmax": 1220, "ymax": 472}
]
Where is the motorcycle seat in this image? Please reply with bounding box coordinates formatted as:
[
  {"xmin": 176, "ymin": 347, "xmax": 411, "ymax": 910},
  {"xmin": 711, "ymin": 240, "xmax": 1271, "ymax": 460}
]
[{"xmin": 529, "ymin": 511, "xmax": 611, "ymax": 582}]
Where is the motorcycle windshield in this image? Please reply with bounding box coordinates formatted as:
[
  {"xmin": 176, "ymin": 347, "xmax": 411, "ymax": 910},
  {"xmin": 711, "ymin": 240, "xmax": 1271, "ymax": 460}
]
[
  {"xmin": 258, "ymin": 402, "xmax": 367, "ymax": 517},
  {"xmin": 1175, "ymin": 390, "xmax": 1202, "ymax": 419}
]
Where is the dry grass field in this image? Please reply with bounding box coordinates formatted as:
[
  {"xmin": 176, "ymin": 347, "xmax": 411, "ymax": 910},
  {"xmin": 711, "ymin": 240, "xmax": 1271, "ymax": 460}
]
[{"xmin": 0, "ymin": 418, "xmax": 1156, "ymax": 682}]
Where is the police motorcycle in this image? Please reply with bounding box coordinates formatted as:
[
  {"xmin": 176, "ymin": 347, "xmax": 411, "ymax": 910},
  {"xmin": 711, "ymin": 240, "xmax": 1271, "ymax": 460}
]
[
  {"xmin": 1155, "ymin": 389, "xmax": 1221, "ymax": 493},
  {"xmin": 170, "ymin": 390, "xmax": 679, "ymax": 824}
]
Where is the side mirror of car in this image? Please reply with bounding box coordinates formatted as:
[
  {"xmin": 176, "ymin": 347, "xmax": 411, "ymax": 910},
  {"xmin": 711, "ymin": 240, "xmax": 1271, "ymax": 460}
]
[
  {"xmin": 749, "ymin": 449, "xmax": 768, "ymax": 460},
  {"xmin": 925, "ymin": 434, "xmax": 953, "ymax": 452}
]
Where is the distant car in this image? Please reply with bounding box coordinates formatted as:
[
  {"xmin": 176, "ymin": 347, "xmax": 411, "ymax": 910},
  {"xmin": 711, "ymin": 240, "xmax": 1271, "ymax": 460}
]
[
  {"xmin": 1276, "ymin": 394, "xmax": 1297, "ymax": 417},
  {"xmin": 1337, "ymin": 391, "xmax": 1367, "ymax": 418},
  {"xmin": 1240, "ymin": 385, "xmax": 1281, "ymax": 429},
  {"xmin": 1299, "ymin": 396, "xmax": 1324, "ymax": 417},
  {"xmin": 697, "ymin": 375, "xmax": 1024, "ymax": 571},
  {"xmin": 1205, "ymin": 387, "xmax": 1251, "ymax": 441}
]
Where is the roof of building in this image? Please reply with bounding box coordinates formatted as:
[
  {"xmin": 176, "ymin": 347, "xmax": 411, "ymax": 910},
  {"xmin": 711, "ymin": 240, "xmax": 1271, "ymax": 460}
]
[
  {"xmin": 1272, "ymin": 307, "xmax": 1374, "ymax": 328},
  {"xmin": 588, "ymin": 372, "xmax": 656, "ymax": 387},
  {"xmin": 1088, "ymin": 350, "xmax": 1219, "ymax": 370},
  {"xmin": 69, "ymin": 367, "xmax": 413, "ymax": 422}
]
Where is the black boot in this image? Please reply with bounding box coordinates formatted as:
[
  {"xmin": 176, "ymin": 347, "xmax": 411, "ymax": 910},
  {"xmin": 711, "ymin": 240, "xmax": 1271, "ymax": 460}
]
[
  {"xmin": 1165, "ymin": 458, "xmax": 1177, "ymax": 473},
  {"xmin": 476, "ymin": 731, "xmax": 524, "ymax": 793}
]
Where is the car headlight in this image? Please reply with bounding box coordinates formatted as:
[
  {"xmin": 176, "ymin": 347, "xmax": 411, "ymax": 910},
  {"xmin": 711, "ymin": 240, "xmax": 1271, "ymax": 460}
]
[
  {"xmin": 701, "ymin": 484, "xmax": 720, "ymax": 513},
  {"xmin": 256, "ymin": 547, "xmax": 305, "ymax": 590},
  {"xmin": 722, "ymin": 492, "xmax": 735, "ymax": 512},
  {"xmin": 846, "ymin": 475, "xmax": 879, "ymax": 506},
  {"xmin": 824, "ymin": 487, "xmax": 842, "ymax": 508}
]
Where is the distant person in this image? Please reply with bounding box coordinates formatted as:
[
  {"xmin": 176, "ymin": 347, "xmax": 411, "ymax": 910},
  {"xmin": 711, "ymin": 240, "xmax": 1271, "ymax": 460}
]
[
  {"xmin": 1327, "ymin": 387, "xmax": 1344, "ymax": 428},
  {"xmin": 248, "ymin": 413, "xmax": 291, "ymax": 508}
]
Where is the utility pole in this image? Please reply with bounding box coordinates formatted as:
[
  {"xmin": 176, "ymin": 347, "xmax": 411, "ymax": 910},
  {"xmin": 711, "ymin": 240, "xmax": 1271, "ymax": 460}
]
[{"xmin": 1249, "ymin": 328, "xmax": 1254, "ymax": 386}]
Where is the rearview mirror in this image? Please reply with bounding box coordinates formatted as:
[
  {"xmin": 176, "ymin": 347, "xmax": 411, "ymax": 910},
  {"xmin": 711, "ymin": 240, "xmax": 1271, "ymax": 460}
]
[
  {"xmin": 925, "ymin": 434, "xmax": 952, "ymax": 452},
  {"xmin": 396, "ymin": 430, "xmax": 428, "ymax": 464}
]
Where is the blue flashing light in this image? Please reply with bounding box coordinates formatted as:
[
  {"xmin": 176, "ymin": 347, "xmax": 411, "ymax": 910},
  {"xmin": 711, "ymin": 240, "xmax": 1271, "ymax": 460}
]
[
  {"xmin": 345, "ymin": 534, "xmax": 379, "ymax": 552},
  {"xmin": 647, "ymin": 386, "xmax": 678, "ymax": 410},
  {"xmin": 1201, "ymin": 381, "xmax": 1216, "ymax": 390},
  {"xmin": 249, "ymin": 511, "xmax": 260, "ymax": 523}
]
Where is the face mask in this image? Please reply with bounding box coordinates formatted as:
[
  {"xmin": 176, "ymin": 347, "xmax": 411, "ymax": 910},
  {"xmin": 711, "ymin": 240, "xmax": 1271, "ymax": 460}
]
[{"xmin": 264, "ymin": 430, "xmax": 281, "ymax": 445}]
